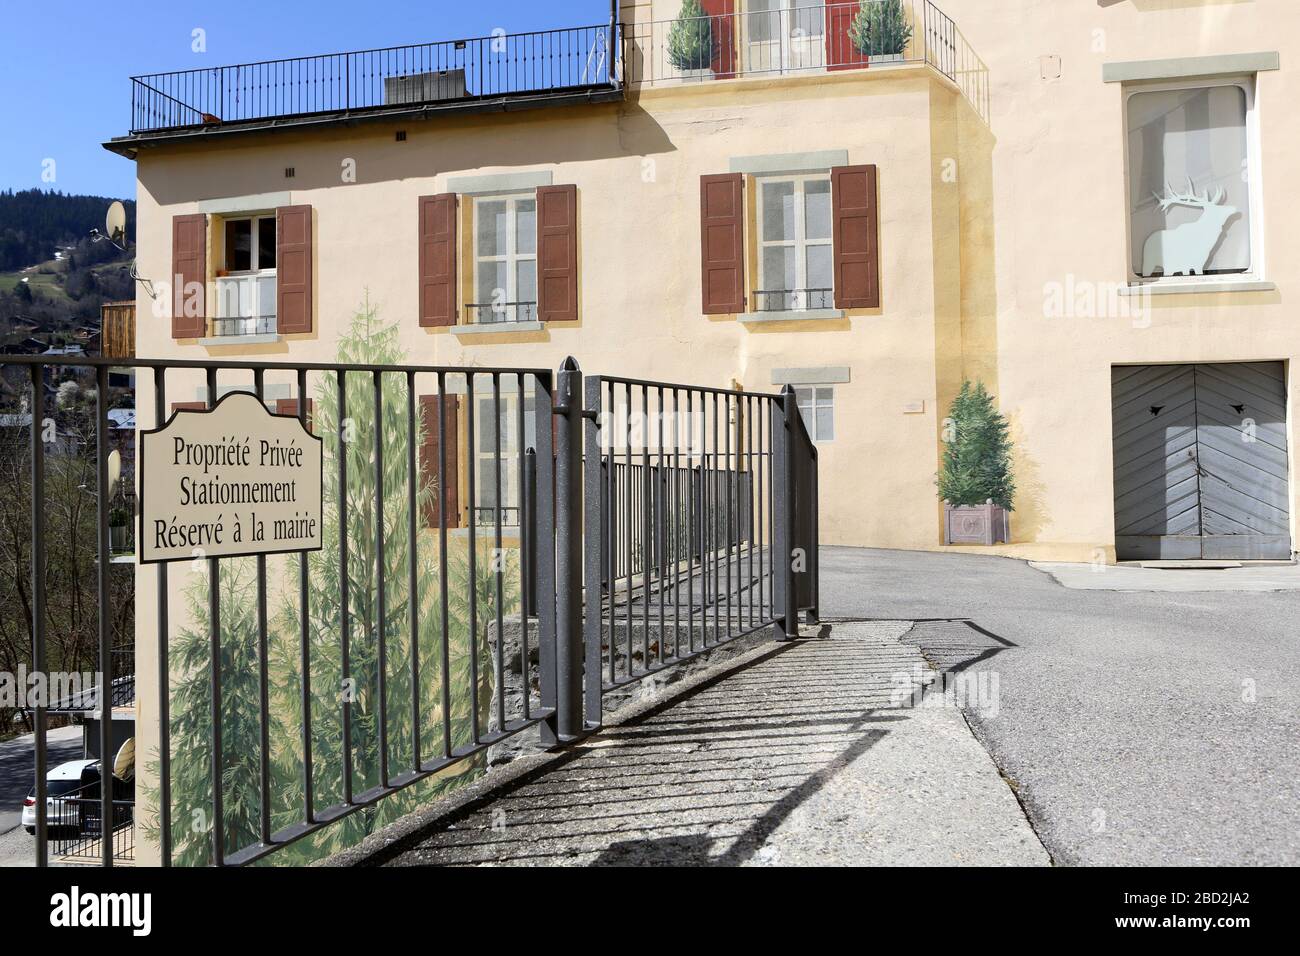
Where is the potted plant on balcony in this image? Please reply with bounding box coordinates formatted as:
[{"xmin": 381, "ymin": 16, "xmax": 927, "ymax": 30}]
[
  {"xmin": 668, "ymin": 0, "xmax": 714, "ymax": 81},
  {"xmin": 939, "ymin": 380, "xmax": 1015, "ymax": 546},
  {"xmin": 849, "ymin": 0, "xmax": 913, "ymax": 65}
]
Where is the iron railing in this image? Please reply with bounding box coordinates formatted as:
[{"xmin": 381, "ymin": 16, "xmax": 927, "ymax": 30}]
[
  {"xmin": 578, "ymin": 372, "xmax": 818, "ymax": 705},
  {"xmin": 210, "ymin": 316, "xmax": 278, "ymax": 338},
  {"xmin": 47, "ymin": 779, "xmax": 135, "ymax": 864},
  {"xmin": 464, "ymin": 302, "xmax": 539, "ymax": 325},
  {"xmin": 129, "ymin": 24, "xmax": 618, "ymax": 134},
  {"xmin": 622, "ymin": 0, "xmax": 988, "ymax": 120},
  {"xmin": 5, "ymin": 354, "xmax": 818, "ymax": 867},
  {"xmin": 755, "ymin": 288, "xmax": 835, "ymax": 312}
]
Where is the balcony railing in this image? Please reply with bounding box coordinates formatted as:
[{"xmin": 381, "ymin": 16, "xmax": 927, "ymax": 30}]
[
  {"xmin": 211, "ymin": 316, "xmax": 278, "ymax": 338},
  {"xmin": 755, "ymin": 288, "xmax": 834, "ymax": 312},
  {"xmin": 129, "ymin": 24, "xmax": 618, "ymax": 134},
  {"xmin": 623, "ymin": 0, "xmax": 987, "ymax": 120},
  {"xmin": 465, "ymin": 302, "xmax": 539, "ymax": 325}
]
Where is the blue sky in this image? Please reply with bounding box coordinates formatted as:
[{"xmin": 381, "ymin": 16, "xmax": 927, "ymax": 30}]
[{"xmin": 0, "ymin": 0, "xmax": 610, "ymax": 199}]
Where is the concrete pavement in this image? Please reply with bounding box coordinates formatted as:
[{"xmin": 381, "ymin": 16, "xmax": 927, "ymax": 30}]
[
  {"xmin": 1032, "ymin": 560, "xmax": 1300, "ymax": 591},
  {"xmin": 822, "ymin": 547, "xmax": 1300, "ymax": 866},
  {"xmin": 332, "ymin": 621, "xmax": 1047, "ymax": 867}
]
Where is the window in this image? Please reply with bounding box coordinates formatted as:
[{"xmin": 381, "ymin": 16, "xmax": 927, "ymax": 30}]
[
  {"xmin": 473, "ymin": 195, "xmax": 538, "ymax": 324},
  {"xmin": 222, "ymin": 216, "xmax": 276, "ymax": 273},
  {"xmin": 216, "ymin": 215, "xmax": 277, "ymax": 336},
  {"xmin": 794, "ymin": 386, "xmax": 834, "ymax": 441},
  {"xmin": 747, "ymin": 0, "xmax": 826, "ymax": 72},
  {"xmin": 757, "ymin": 174, "xmax": 833, "ymax": 311},
  {"xmin": 1126, "ymin": 79, "xmax": 1257, "ymax": 280},
  {"xmin": 474, "ymin": 392, "xmax": 538, "ymax": 527}
]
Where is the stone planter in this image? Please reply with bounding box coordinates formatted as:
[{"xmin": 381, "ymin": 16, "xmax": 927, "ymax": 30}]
[
  {"xmin": 678, "ymin": 66, "xmax": 714, "ymax": 83},
  {"xmin": 943, "ymin": 500, "xmax": 1010, "ymax": 546},
  {"xmin": 109, "ymin": 524, "xmax": 131, "ymax": 554},
  {"xmin": 869, "ymin": 52, "xmax": 905, "ymax": 66}
]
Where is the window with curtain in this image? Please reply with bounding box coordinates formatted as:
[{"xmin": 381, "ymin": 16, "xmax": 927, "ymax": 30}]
[{"xmin": 1127, "ymin": 81, "xmax": 1253, "ymax": 278}]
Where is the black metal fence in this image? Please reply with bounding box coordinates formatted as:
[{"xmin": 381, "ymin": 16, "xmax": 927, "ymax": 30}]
[
  {"xmin": 130, "ymin": 24, "xmax": 616, "ymax": 134},
  {"xmin": 5, "ymin": 354, "xmax": 817, "ymax": 868}
]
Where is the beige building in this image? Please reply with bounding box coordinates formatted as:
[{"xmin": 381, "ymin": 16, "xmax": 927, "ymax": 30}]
[
  {"xmin": 107, "ymin": 0, "xmax": 1299, "ymax": 564},
  {"xmin": 103, "ymin": 0, "xmax": 1300, "ymax": 867}
]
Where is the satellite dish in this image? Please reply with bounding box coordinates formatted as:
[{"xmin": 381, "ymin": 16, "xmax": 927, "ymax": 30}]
[
  {"xmin": 105, "ymin": 201, "xmax": 127, "ymax": 245},
  {"xmin": 112, "ymin": 737, "xmax": 135, "ymax": 782},
  {"xmin": 107, "ymin": 449, "xmax": 122, "ymax": 498}
]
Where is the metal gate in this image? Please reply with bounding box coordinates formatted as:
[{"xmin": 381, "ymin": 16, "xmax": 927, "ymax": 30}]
[
  {"xmin": 3, "ymin": 354, "xmax": 818, "ymax": 868},
  {"xmin": 1112, "ymin": 362, "xmax": 1291, "ymax": 560}
]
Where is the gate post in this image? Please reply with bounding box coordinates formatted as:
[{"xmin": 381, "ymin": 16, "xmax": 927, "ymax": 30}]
[
  {"xmin": 583, "ymin": 374, "xmax": 605, "ymax": 729},
  {"xmin": 771, "ymin": 387, "xmax": 799, "ymax": 640},
  {"xmin": 553, "ymin": 357, "xmax": 585, "ymax": 740}
]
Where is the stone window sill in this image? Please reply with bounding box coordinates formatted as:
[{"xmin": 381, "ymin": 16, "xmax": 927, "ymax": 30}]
[
  {"xmin": 451, "ymin": 321, "xmax": 545, "ymax": 335},
  {"xmin": 1119, "ymin": 279, "xmax": 1276, "ymax": 297},
  {"xmin": 740, "ymin": 308, "xmax": 845, "ymax": 324}
]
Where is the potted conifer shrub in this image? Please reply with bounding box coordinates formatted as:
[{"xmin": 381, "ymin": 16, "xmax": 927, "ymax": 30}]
[
  {"xmin": 939, "ymin": 380, "xmax": 1015, "ymax": 546},
  {"xmin": 668, "ymin": 0, "xmax": 714, "ymax": 81},
  {"xmin": 849, "ymin": 0, "xmax": 913, "ymax": 65}
]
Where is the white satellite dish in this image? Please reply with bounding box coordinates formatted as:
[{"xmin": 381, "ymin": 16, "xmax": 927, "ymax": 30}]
[
  {"xmin": 112, "ymin": 736, "xmax": 135, "ymax": 782},
  {"xmin": 105, "ymin": 201, "xmax": 127, "ymax": 246},
  {"xmin": 107, "ymin": 449, "xmax": 122, "ymax": 498}
]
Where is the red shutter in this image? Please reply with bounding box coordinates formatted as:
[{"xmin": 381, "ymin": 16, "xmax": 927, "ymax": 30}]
[
  {"xmin": 701, "ymin": 0, "xmax": 737, "ymax": 79},
  {"xmin": 700, "ymin": 174, "xmax": 745, "ymax": 314},
  {"xmin": 275, "ymin": 398, "xmax": 316, "ymax": 433},
  {"xmin": 831, "ymin": 165, "xmax": 880, "ymax": 309},
  {"xmin": 171, "ymin": 214, "xmax": 207, "ymax": 339},
  {"xmin": 419, "ymin": 194, "xmax": 458, "ymax": 327},
  {"xmin": 827, "ymin": 3, "xmax": 870, "ymax": 72},
  {"xmin": 277, "ymin": 205, "xmax": 313, "ymax": 334},
  {"xmin": 537, "ymin": 185, "xmax": 578, "ymax": 322},
  {"xmin": 420, "ymin": 394, "xmax": 461, "ymax": 529}
]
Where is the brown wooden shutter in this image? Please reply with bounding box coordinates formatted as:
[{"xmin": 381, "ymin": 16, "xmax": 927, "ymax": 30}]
[
  {"xmin": 700, "ymin": 174, "xmax": 745, "ymax": 314},
  {"xmin": 700, "ymin": 0, "xmax": 737, "ymax": 78},
  {"xmin": 420, "ymin": 395, "xmax": 461, "ymax": 528},
  {"xmin": 171, "ymin": 214, "xmax": 207, "ymax": 339},
  {"xmin": 831, "ymin": 165, "xmax": 880, "ymax": 309},
  {"xmin": 171, "ymin": 401, "xmax": 207, "ymax": 413},
  {"xmin": 536, "ymin": 184, "xmax": 578, "ymax": 322},
  {"xmin": 274, "ymin": 398, "xmax": 316, "ymax": 433},
  {"xmin": 276, "ymin": 205, "xmax": 313, "ymax": 333},
  {"xmin": 419, "ymin": 194, "xmax": 458, "ymax": 327}
]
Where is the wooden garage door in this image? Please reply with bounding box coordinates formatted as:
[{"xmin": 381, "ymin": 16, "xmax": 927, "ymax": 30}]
[{"xmin": 1112, "ymin": 363, "xmax": 1291, "ymax": 560}]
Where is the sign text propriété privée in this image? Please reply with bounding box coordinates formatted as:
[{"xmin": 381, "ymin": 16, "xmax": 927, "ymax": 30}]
[{"xmin": 138, "ymin": 392, "xmax": 324, "ymax": 563}]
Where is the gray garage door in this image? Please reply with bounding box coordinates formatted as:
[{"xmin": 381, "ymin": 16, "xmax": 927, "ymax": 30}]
[{"xmin": 1112, "ymin": 362, "xmax": 1291, "ymax": 560}]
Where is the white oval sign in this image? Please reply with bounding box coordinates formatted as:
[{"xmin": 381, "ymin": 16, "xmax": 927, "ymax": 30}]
[{"xmin": 139, "ymin": 392, "xmax": 323, "ymax": 563}]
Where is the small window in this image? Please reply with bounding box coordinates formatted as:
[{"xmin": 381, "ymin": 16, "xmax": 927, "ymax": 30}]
[
  {"xmin": 472, "ymin": 195, "xmax": 538, "ymax": 324},
  {"xmin": 1126, "ymin": 79, "xmax": 1256, "ymax": 280},
  {"xmin": 757, "ymin": 174, "xmax": 833, "ymax": 311},
  {"xmin": 794, "ymin": 386, "xmax": 834, "ymax": 442}
]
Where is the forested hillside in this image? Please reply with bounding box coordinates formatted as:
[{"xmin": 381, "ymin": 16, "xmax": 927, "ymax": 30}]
[{"xmin": 0, "ymin": 189, "xmax": 135, "ymax": 272}]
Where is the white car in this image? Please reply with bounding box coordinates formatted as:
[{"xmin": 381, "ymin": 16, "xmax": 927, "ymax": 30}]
[{"xmin": 21, "ymin": 759, "xmax": 100, "ymax": 835}]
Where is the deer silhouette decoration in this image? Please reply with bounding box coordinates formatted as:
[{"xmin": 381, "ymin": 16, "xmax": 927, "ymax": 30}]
[{"xmin": 1142, "ymin": 179, "xmax": 1239, "ymax": 278}]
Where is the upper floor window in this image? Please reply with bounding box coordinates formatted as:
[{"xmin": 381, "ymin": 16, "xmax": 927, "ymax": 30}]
[
  {"xmin": 216, "ymin": 215, "xmax": 278, "ymax": 336},
  {"xmin": 757, "ymin": 173, "xmax": 833, "ymax": 312},
  {"xmin": 472, "ymin": 195, "xmax": 538, "ymax": 324},
  {"xmin": 1126, "ymin": 78, "xmax": 1257, "ymax": 281}
]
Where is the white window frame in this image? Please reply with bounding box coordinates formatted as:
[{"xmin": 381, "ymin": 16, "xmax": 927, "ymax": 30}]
[
  {"xmin": 1122, "ymin": 75, "xmax": 1264, "ymax": 286},
  {"xmin": 473, "ymin": 391, "xmax": 538, "ymax": 529},
  {"xmin": 216, "ymin": 213, "xmax": 277, "ymax": 333},
  {"xmin": 473, "ymin": 194, "xmax": 538, "ymax": 324},
  {"xmin": 793, "ymin": 385, "xmax": 834, "ymax": 442},
  {"xmin": 757, "ymin": 173, "xmax": 833, "ymax": 312}
]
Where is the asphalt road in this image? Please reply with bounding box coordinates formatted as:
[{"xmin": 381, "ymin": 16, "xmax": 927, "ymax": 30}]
[
  {"xmin": 820, "ymin": 547, "xmax": 1300, "ymax": 866},
  {"xmin": 0, "ymin": 726, "xmax": 84, "ymax": 839}
]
